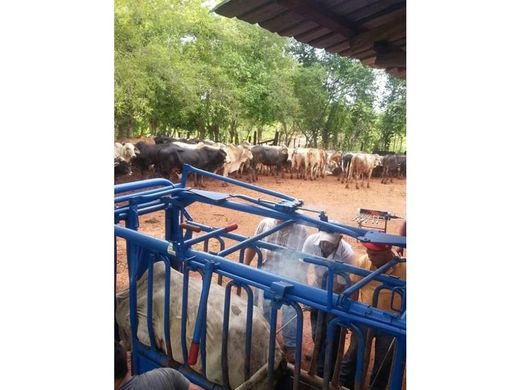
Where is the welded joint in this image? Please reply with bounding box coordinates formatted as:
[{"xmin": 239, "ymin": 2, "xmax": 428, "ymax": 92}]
[
  {"xmin": 167, "ymin": 241, "xmax": 184, "ymax": 257},
  {"xmin": 264, "ymin": 281, "xmax": 294, "ymax": 304}
]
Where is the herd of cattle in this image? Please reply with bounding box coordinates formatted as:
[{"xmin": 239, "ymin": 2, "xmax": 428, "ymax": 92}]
[{"xmin": 114, "ymin": 136, "xmax": 406, "ymax": 189}]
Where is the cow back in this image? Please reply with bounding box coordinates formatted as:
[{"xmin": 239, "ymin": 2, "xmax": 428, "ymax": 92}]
[{"xmin": 116, "ymin": 262, "xmax": 283, "ymax": 388}]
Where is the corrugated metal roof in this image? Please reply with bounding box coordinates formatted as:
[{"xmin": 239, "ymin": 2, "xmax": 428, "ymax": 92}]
[{"xmin": 214, "ymin": 0, "xmax": 406, "ymax": 79}]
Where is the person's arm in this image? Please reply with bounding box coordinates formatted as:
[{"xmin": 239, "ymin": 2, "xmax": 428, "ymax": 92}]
[
  {"xmin": 244, "ymin": 247, "xmax": 256, "ymax": 266},
  {"xmin": 244, "ymin": 219, "xmax": 265, "ymax": 266}
]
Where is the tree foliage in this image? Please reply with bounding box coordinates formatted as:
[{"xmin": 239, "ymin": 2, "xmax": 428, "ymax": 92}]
[{"xmin": 114, "ymin": 0, "xmax": 406, "ymax": 152}]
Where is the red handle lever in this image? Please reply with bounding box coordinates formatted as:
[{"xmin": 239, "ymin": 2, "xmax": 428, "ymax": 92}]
[
  {"xmin": 225, "ymin": 223, "xmax": 238, "ymax": 232},
  {"xmin": 181, "ymin": 223, "xmax": 202, "ymax": 233},
  {"xmin": 188, "ymin": 342, "xmax": 199, "ymax": 365}
]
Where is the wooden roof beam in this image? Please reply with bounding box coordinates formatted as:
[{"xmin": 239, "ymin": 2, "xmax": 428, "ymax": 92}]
[
  {"xmin": 346, "ymin": 15, "xmax": 405, "ymax": 55},
  {"xmin": 276, "ymin": 0, "xmax": 360, "ymax": 39},
  {"xmin": 373, "ymin": 42, "xmax": 406, "ymax": 68}
]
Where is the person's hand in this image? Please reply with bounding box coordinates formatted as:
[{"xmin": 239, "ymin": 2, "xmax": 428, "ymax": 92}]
[{"xmin": 396, "ymin": 247, "xmax": 404, "ymax": 256}]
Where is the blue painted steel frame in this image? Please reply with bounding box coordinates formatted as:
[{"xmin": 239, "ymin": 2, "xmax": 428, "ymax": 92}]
[{"xmin": 114, "ymin": 165, "xmax": 406, "ymax": 390}]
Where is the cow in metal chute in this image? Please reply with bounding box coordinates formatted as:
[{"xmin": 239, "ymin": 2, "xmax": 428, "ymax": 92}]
[{"xmin": 116, "ymin": 262, "xmax": 285, "ymax": 389}]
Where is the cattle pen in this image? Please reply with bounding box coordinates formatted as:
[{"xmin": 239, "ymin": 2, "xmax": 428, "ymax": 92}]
[{"xmin": 115, "ymin": 164, "xmax": 406, "ymax": 389}]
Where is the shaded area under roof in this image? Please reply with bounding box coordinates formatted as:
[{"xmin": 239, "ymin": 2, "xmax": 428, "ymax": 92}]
[{"xmin": 214, "ymin": 0, "xmax": 406, "ymax": 79}]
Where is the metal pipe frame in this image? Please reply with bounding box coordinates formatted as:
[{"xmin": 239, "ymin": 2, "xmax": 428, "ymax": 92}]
[
  {"xmin": 115, "ymin": 170, "xmax": 406, "ymax": 389},
  {"xmin": 117, "ymin": 225, "xmax": 405, "ymax": 334},
  {"xmin": 180, "ymin": 221, "xmax": 405, "ymax": 290}
]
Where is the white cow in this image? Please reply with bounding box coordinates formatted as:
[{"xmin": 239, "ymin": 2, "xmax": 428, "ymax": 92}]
[
  {"xmin": 346, "ymin": 153, "xmax": 383, "ymax": 189},
  {"xmin": 116, "ymin": 262, "xmax": 283, "ymax": 389},
  {"xmin": 114, "ymin": 142, "xmax": 140, "ymax": 162},
  {"xmin": 222, "ymin": 144, "xmax": 253, "ymax": 182}
]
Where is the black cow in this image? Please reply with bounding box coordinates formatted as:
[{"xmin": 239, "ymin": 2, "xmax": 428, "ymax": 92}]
[
  {"xmin": 381, "ymin": 154, "xmax": 399, "ymax": 184},
  {"xmin": 132, "ymin": 142, "xmax": 171, "ymax": 175},
  {"xmin": 114, "ymin": 159, "xmax": 132, "ymax": 178},
  {"xmin": 396, "ymin": 154, "xmax": 406, "ymax": 178},
  {"xmin": 340, "ymin": 152, "xmax": 354, "ymax": 184},
  {"xmin": 371, "ymin": 151, "xmax": 395, "ymax": 178},
  {"xmin": 155, "ymin": 143, "xmax": 228, "ymax": 187},
  {"xmin": 250, "ymin": 145, "xmax": 288, "ymax": 181}
]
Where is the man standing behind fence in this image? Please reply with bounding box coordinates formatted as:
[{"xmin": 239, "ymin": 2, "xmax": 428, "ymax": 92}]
[
  {"xmin": 340, "ymin": 242, "xmax": 406, "ymax": 390},
  {"xmin": 244, "ymin": 218, "xmax": 309, "ymax": 363},
  {"xmin": 301, "ymin": 229, "xmax": 356, "ymax": 380}
]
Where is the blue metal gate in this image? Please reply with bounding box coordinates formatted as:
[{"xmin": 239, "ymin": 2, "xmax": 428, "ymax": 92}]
[{"xmin": 115, "ymin": 165, "xmax": 406, "ymax": 389}]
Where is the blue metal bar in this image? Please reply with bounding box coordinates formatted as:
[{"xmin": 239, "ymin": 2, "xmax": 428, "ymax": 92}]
[
  {"xmin": 327, "ymin": 270, "xmax": 334, "ymax": 310},
  {"xmin": 128, "ymin": 188, "xmax": 187, "ymax": 205},
  {"xmin": 186, "ymin": 221, "xmax": 405, "ymax": 288},
  {"xmin": 372, "ymin": 285, "xmax": 405, "ymax": 317},
  {"xmin": 388, "ymin": 336, "xmax": 406, "ymax": 390},
  {"xmin": 115, "ymin": 186, "xmax": 182, "ymax": 204},
  {"xmin": 243, "ymin": 284, "xmax": 254, "ymax": 381},
  {"xmin": 115, "ymin": 225, "xmax": 170, "ymax": 253},
  {"xmin": 180, "ymin": 192, "xmax": 373, "ymax": 240},
  {"xmin": 174, "ymin": 365, "xmax": 224, "ymax": 390},
  {"xmin": 115, "ymin": 202, "xmax": 168, "ymax": 223},
  {"xmin": 341, "ymin": 258, "xmax": 403, "ymax": 297},
  {"xmin": 116, "ymin": 174, "xmax": 407, "ymax": 389},
  {"xmin": 215, "ymin": 237, "xmax": 226, "ymax": 286},
  {"xmin": 180, "ymin": 266, "xmax": 190, "ymax": 363},
  {"xmin": 115, "ymin": 178, "xmax": 176, "ymax": 194},
  {"xmin": 184, "ymin": 224, "xmax": 238, "ymax": 247},
  {"xmin": 182, "ymin": 164, "xmax": 298, "ymax": 202},
  {"xmin": 221, "ymin": 282, "xmax": 234, "ymax": 389},
  {"xmin": 289, "ymin": 302, "xmax": 304, "ymax": 390},
  {"xmin": 146, "ymin": 254, "xmax": 157, "ymax": 352},
  {"xmin": 220, "ymin": 281, "xmax": 255, "ymax": 387},
  {"xmin": 183, "ymin": 250, "xmax": 405, "ymax": 335},
  {"xmin": 268, "ymin": 301, "xmax": 280, "ymax": 388},
  {"xmin": 171, "ymin": 205, "xmax": 183, "ymax": 271},
  {"xmin": 179, "ymin": 191, "xmax": 405, "ymax": 247},
  {"xmin": 116, "ymin": 227, "xmax": 405, "ymax": 335},
  {"xmin": 350, "ymin": 323, "xmax": 366, "ymax": 390},
  {"xmin": 218, "ymin": 219, "xmax": 295, "ymax": 257},
  {"xmin": 322, "ymin": 317, "xmax": 340, "ymax": 389}
]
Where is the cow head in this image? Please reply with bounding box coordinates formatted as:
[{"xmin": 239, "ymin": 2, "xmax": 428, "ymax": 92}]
[
  {"xmin": 119, "ymin": 143, "xmax": 139, "ymax": 162},
  {"xmin": 241, "ymin": 146, "xmax": 253, "ymax": 162}
]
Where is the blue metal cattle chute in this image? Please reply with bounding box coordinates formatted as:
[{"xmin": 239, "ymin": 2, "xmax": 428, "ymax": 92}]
[{"xmin": 114, "ymin": 164, "xmax": 406, "ymax": 390}]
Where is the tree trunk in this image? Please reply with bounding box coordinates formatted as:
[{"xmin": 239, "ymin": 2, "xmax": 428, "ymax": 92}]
[{"xmin": 150, "ymin": 118, "xmax": 158, "ymax": 136}]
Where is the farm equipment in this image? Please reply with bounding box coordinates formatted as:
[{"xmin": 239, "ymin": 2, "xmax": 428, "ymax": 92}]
[
  {"xmin": 114, "ymin": 164, "xmax": 406, "ymax": 390},
  {"xmin": 353, "ymin": 208, "xmax": 401, "ymax": 233}
]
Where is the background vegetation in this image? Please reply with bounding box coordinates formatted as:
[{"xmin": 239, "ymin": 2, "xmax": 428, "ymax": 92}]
[{"xmin": 115, "ymin": 0, "xmax": 406, "ymax": 152}]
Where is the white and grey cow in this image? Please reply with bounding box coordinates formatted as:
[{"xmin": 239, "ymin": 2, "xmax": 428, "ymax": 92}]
[{"xmin": 116, "ymin": 262, "xmax": 284, "ymax": 389}]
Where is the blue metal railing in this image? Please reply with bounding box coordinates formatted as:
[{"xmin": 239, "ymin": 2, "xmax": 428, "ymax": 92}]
[{"xmin": 115, "ymin": 167, "xmax": 406, "ymax": 390}]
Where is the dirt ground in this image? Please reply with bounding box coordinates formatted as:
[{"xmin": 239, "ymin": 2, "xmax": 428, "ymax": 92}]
[{"xmin": 115, "ymin": 171, "xmax": 406, "ymax": 387}]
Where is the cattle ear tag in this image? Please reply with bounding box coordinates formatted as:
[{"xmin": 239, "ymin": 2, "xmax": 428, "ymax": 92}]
[{"xmin": 167, "ymin": 243, "xmax": 176, "ymax": 256}]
